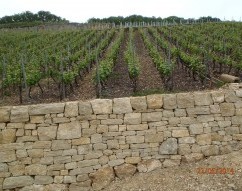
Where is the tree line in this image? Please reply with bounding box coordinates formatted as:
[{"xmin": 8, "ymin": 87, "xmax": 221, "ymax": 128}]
[
  {"xmin": 88, "ymin": 15, "xmax": 221, "ymax": 25},
  {"xmin": 0, "ymin": 11, "xmax": 68, "ymax": 24}
]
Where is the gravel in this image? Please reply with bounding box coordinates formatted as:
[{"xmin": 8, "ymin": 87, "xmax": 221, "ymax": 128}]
[{"xmin": 104, "ymin": 150, "xmax": 242, "ymax": 191}]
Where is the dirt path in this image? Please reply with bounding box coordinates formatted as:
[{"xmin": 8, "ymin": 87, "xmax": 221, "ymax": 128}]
[
  {"xmin": 102, "ymin": 29, "xmax": 134, "ymax": 98},
  {"xmin": 134, "ymin": 29, "xmax": 163, "ymax": 93},
  {"xmin": 105, "ymin": 149, "xmax": 242, "ymax": 191}
]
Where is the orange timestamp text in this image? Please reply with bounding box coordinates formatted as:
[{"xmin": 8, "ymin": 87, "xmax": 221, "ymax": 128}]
[{"xmin": 196, "ymin": 167, "xmax": 235, "ymax": 175}]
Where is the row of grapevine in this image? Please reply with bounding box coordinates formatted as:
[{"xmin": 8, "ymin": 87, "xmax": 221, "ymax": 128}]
[
  {"xmin": 124, "ymin": 28, "xmax": 140, "ymax": 91},
  {"xmin": 139, "ymin": 28, "xmax": 173, "ymax": 88}
]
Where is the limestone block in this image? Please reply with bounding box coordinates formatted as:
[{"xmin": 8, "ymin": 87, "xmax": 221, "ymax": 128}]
[
  {"xmin": 38, "ymin": 126, "xmax": 57, "ymax": 141},
  {"xmin": 27, "ymin": 149, "xmax": 44, "ymax": 158},
  {"xmin": 137, "ymin": 159, "xmax": 161, "ymax": 173},
  {"xmin": 178, "ymin": 137, "xmax": 196, "ymax": 144},
  {"xmin": 196, "ymin": 134, "xmax": 212, "ymax": 145},
  {"xmin": 172, "ymin": 130, "xmax": 189, "ymax": 138},
  {"xmin": 11, "ymin": 106, "xmax": 29, "ymax": 122},
  {"xmin": 126, "ymin": 135, "xmax": 144, "ymax": 144},
  {"xmin": 113, "ymin": 98, "xmax": 132, "ymax": 114},
  {"xmin": 232, "ymin": 116, "xmax": 242, "ymax": 125},
  {"xmin": 124, "ymin": 113, "xmax": 141, "ymax": 124},
  {"xmin": 72, "ymin": 138, "xmax": 91, "ymax": 145},
  {"xmin": 79, "ymin": 101, "xmax": 93, "ymax": 115},
  {"xmin": 108, "ymin": 159, "xmax": 125, "ymax": 167},
  {"xmin": 189, "ymin": 124, "xmax": 203, "ymax": 135},
  {"xmin": 0, "ymin": 129, "xmax": 16, "ymax": 144},
  {"xmin": 29, "ymin": 103, "xmax": 65, "ymax": 115},
  {"xmin": 142, "ymin": 112, "xmax": 162, "ymax": 122},
  {"xmin": 101, "ymin": 119, "xmax": 123, "ymax": 125},
  {"xmin": 145, "ymin": 133, "xmax": 164, "ymax": 143},
  {"xmin": 159, "ymin": 138, "xmax": 178, "ymax": 154},
  {"xmin": 218, "ymin": 121, "xmax": 231, "ymax": 128},
  {"xmin": 9, "ymin": 165, "xmax": 25, "ymax": 176},
  {"xmin": 30, "ymin": 116, "xmax": 45, "ymax": 123},
  {"xmin": 173, "ymin": 110, "xmax": 185, "ymax": 118},
  {"xmin": 91, "ymin": 99, "xmax": 112, "ymax": 114},
  {"xmin": 3, "ymin": 176, "xmax": 34, "ymax": 189},
  {"xmin": 182, "ymin": 153, "xmax": 204, "ymax": 163},
  {"xmin": 89, "ymin": 167, "xmax": 115, "ymax": 190},
  {"xmin": 32, "ymin": 141, "xmax": 52, "ymax": 149},
  {"xmin": 201, "ymin": 145, "xmax": 219, "ymax": 156},
  {"xmin": 0, "ymin": 163, "xmax": 8, "ymax": 172},
  {"xmin": 194, "ymin": 92, "xmax": 213, "ymax": 106},
  {"xmin": 0, "ymin": 106, "xmax": 11, "ymax": 122},
  {"xmin": 63, "ymin": 176, "xmax": 77, "ymax": 184},
  {"xmin": 178, "ymin": 144, "xmax": 191, "ymax": 155},
  {"xmin": 236, "ymin": 108, "xmax": 242, "ymax": 116},
  {"xmin": 114, "ymin": 164, "xmax": 136, "ymax": 179},
  {"xmin": 127, "ymin": 124, "xmax": 148, "ymax": 131},
  {"xmin": 34, "ymin": 176, "xmax": 53, "ymax": 185},
  {"xmin": 147, "ymin": 94, "xmax": 163, "ymax": 109},
  {"xmin": 78, "ymin": 159, "xmax": 99, "ymax": 168},
  {"xmin": 57, "ymin": 121, "xmax": 81, "ymax": 139},
  {"xmin": 125, "ymin": 157, "xmax": 141, "ymax": 164},
  {"xmin": 0, "ymin": 150, "xmax": 16, "ymax": 162},
  {"xmin": 177, "ymin": 93, "xmax": 194, "ymax": 108},
  {"xmin": 233, "ymin": 134, "xmax": 242, "ymax": 140},
  {"xmin": 187, "ymin": 107, "xmax": 210, "ymax": 115},
  {"xmin": 236, "ymin": 89, "xmax": 242, "ymax": 97},
  {"xmin": 225, "ymin": 91, "xmax": 240, "ymax": 103},
  {"xmin": 25, "ymin": 164, "xmax": 47, "ymax": 175},
  {"xmin": 107, "ymin": 140, "xmax": 119, "ymax": 149},
  {"xmin": 220, "ymin": 103, "xmax": 235, "ymax": 116},
  {"xmin": 211, "ymin": 91, "xmax": 224, "ymax": 103},
  {"xmin": 85, "ymin": 151, "xmax": 103, "ymax": 160},
  {"xmin": 91, "ymin": 134, "xmax": 102, "ymax": 143},
  {"xmin": 64, "ymin": 102, "xmax": 78, "ymax": 117},
  {"xmin": 52, "ymin": 140, "xmax": 71, "ymax": 151},
  {"xmin": 163, "ymin": 110, "xmax": 175, "ymax": 117},
  {"xmin": 225, "ymin": 127, "xmax": 240, "ymax": 135},
  {"xmin": 163, "ymin": 94, "xmax": 177, "ymax": 109},
  {"xmin": 130, "ymin": 96, "xmax": 147, "ymax": 111}
]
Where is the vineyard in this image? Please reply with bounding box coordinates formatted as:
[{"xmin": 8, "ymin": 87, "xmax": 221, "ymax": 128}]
[{"xmin": 0, "ymin": 22, "xmax": 242, "ymax": 105}]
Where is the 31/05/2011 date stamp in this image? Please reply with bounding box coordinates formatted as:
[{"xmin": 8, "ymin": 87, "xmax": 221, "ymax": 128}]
[{"xmin": 196, "ymin": 167, "xmax": 235, "ymax": 175}]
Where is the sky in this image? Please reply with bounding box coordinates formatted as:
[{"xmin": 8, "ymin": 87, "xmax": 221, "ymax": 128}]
[{"xmin": 0, "ymin": 0, "xmax": 241, "ymax": 23}]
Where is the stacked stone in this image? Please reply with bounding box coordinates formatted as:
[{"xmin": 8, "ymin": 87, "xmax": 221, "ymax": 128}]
[{"xmin": 0, "ymin": 84, "xmax": 242, "ymax": 190}]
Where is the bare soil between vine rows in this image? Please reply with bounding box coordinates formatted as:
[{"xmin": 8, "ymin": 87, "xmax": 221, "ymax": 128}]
[{"xmin": 0, "ymin": 29, "xmax": 222, "ymax": 106}]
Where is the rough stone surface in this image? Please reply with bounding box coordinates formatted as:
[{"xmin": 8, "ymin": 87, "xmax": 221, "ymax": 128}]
[
  {"xmin": 194, "ymin": 93, "xmax": 213, "ymax": 106},
  {"xmin": 38, "ymin": 126, "xmax": 57, "ymax": 141},
  {"xmin": 172, "ymin": 130, "xmax": 189, "ymax": 138},
  {"xmin": 10, "ymin": 106, "xmax": 29, "ymax": 122},
  {"xmin": 124, "ymin": 113, "xmax": 141, "ymax": 124},
  {"xmin": 91, "ymin": 99, "xmax": 112, "ymax": 114},
  {"xmin": 113, "ymin": 98, "xmax": 132, "ymax": 114},
  {"xmin": 3, "ymin": 176, "xmax": 34, "ymax": 189},
  {"xmin": 163, "ymin": 94, "xmax": 177, "ymax": 109},
  {"xmin": 142, "ymin": 112, "xmax": 162, "ymax": 122},
  {"xmin": 182, "ymin": 153, "xmax": 204, "ymax": 163},
  {"xmin": 29, "ymin": 103, "xmax": 65, "ymax": 115},
  {"xmin": 89, "ymin": 167, "xmax": 115, "ymax": 190},
  {"xmin": 130, "ymin": 96, "xmax": 147, "ymax": 111},
  {"xmin": 65, "ymin": 102, "xmax": 78, "ymax": 117},
  {"xmin": 137, "ymin": 159, "xmax": 162, "ymax": 173},
  {"xmin": 114, "ymin": 164, "xmax": 136, "ymax": 179},
  {"xmin": 220, "ymin": 103, "xmax": 235, "ymax": 116},
  {"xmin": 159, "ymin": 138, "xmax": 178, "ymax": 154},
  {"xmin": 57, "ymin": 121, "xmax": 81, "ymax": 139},
  {"xmin": 197, "ymin": 134, "xmax": 212, "ymax": 145},
  {"xmin": 147, "ymin": 94, "xmax": 163, "ymax": 109},
  {"xmin": 78, "ymin": 102, "xmax": 93, "ymax": 116},
  {"xmin": 0, "ymin": 129, "xmax": 16, "ymax": 144},
  {"xmin": 177, "ymin": 93, "xmax": 194, "ymax": 108},
  {"xmin": 0, "ymin": 106, "xmax": 11, "ymax": 122},
  {"xmin": 25, "ymin": 164, "xmax": 47, "ymax": 175},
  {"xmin": 34, "ymin": 176, "xmax": 53, "ymax": 185}
]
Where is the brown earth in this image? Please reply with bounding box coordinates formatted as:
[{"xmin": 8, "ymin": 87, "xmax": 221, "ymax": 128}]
[{"xmin": 104, "ymin": 149, "xmax": 242, "ymax": 191}]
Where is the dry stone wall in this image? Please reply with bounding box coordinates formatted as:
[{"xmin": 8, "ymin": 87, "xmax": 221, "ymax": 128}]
[{"xmin": 0, "ymin": 83, "xmax": 242, "ymax": 191}]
